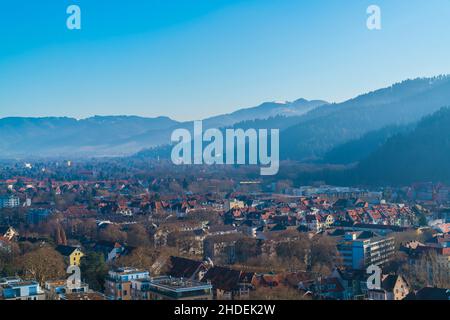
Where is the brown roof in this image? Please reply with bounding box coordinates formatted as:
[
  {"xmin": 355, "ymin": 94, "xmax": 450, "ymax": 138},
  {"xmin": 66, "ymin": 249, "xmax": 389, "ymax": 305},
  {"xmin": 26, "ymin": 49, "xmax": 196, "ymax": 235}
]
[
  {"xmin": 202, "ymin": 266, "xmax": 241, "ymax": 292},
  {"xmin": 167, "ymin": 256, "xmax": 205, "ymax": 279}
]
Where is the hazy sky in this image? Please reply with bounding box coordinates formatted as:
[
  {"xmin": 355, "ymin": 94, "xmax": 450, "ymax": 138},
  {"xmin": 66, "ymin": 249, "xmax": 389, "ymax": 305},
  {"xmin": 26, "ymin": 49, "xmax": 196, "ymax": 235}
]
[{"xmin": 1, "ymin": 0, "xmax": 450, "ymax": 121}]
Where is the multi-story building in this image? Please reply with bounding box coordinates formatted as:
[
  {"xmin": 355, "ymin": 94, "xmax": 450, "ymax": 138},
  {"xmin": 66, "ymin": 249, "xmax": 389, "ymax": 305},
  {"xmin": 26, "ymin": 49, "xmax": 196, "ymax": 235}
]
[
  {"xmin": 0, "ymin": 195, "xmax": 20, "ymax": 208},
  {"xmin": 105, "ymin": 268, "xmax": 149, "ymax": 300},
  {"xmin": 0, "ymin": 277, "xmax": 45, "ymax": 300},
  {"xmin": 203, "ymin": 234, "xmax": 243, "ymax": 264},
  {"xmin": 401, "ymin": 243, "xmax": 450, "ymax": 285},
  {"xmin": 131, "ymin": 276, "xmax": 213, "ymax": 300},
  {"xmin": 337, "ymin": 232, "xmax": 395, "ymax": 270}
]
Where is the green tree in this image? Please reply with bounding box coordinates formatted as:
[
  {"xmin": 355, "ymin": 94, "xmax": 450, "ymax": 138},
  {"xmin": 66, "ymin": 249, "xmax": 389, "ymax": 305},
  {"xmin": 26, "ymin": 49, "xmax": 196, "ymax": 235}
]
[{"xmin": 80, "ymin": 252, "xmax": 108, "ymax": 291}]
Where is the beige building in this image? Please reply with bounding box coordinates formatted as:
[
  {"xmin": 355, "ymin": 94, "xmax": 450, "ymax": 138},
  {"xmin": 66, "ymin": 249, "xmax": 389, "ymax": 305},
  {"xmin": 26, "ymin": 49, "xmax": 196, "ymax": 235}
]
[
  {"xmin": 105, "ymin": 268, "xmax": 149, "ymax": 300},
  {"xmin": 367, "ymin": 274, "xmax": 410, "ymax": 300}
]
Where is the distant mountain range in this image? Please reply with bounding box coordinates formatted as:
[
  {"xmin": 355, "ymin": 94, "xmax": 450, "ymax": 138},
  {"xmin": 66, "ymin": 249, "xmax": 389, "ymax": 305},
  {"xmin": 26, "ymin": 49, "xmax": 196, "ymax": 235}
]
[
  {"xmin": 0, "ymin": 98, "xmax": 326, "ymax": 158},
  {"xmin": 0, "ymin": 116, "xmax": 178, "ymax": 158},
  {"xmin": 2, "ymin": 75, "xmax": 450, "ymax": 165},
  {"xmin": 202, "ymin": 98, "xmax": 328, "ymax": 129},
  {"xmin": 139, "ymin": 75, "xmax": 450, "ymax": 163}
]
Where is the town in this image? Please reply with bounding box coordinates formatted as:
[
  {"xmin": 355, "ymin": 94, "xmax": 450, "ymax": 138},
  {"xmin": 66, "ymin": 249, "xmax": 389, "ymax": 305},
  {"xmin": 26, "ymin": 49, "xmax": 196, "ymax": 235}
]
[{"xmin": 0, "ymin": 159, "xmax": 448, "ymax": 301}]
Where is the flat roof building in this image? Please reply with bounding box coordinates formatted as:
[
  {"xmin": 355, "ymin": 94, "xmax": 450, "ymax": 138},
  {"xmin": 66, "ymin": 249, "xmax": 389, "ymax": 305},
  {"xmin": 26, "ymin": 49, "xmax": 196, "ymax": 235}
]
[
  {"xmin": 337, "ymin": 232, "xmax": 395, "ymax": 270},
  {"xmin": 0, "ymin": 277, "xmax": 45, "ymax": 300},
  {"xmin": 131, "ymin": 276, "xmax": 212, "ymax": 300},
  {"xmin": 105, "ymin": 267, "xmax": 149, "ymax": 300}
]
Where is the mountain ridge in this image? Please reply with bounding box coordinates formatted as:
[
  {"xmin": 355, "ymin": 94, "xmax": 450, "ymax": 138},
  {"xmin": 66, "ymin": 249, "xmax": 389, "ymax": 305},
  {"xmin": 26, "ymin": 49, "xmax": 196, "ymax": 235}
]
[
  {"xmin": 0, "ymin": 98, "xmax": 326, "ymax": 158},
  {"xmin": 280, "ymin": 75, "xmax": 450, "ymax": 161},
  {"xmin": 1, "ymin": 75, "xmax": 450, "ymax": 159}
]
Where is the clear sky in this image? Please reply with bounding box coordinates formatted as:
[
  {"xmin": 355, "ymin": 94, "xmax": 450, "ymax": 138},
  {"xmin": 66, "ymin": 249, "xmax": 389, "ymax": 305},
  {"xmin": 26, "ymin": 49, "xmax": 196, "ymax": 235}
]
[{"xmin": 1, "ymin": 0, "xmax": 450, "ymax": 121}]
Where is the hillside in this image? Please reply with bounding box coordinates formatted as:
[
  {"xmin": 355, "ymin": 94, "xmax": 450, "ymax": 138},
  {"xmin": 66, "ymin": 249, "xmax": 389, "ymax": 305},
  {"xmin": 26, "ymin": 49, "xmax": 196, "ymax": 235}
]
[
  {"xmin": 321, "ymin": 124, "xmax": 413, "ymax": 165},
  {"xmin": 294, "ymin": 107, "xmax": 450, "ymax": 186},
  {"xmin": 353, "ymin": 107, "xmax": 450, "ymax": 185},
  {"xmin": 280, "ymin": 76, "xmax": 450, "ymax": 161}
]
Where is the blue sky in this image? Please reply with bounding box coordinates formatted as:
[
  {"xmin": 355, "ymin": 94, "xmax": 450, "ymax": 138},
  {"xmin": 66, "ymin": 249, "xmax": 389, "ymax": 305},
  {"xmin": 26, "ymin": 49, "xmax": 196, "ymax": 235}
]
[{"xmin": 1, "ymin": 0, "xmax": 450, "ymax": 121}]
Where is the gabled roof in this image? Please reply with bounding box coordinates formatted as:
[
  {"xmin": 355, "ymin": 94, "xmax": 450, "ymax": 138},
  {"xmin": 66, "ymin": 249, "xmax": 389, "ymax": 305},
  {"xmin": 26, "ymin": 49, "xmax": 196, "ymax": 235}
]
[
  {"xmin": 55, "ymin": 245, "xmax": 81, "ymax": 257},
  {"xmin": 167, "ymin": 256, "xmax": 206, "ymax": 279},
  {"xmin": 202, "ymin": 266, "xmax": 241, "ymax": 292},
  {"xmin": 381, "ymin": 274, "xmax": 403, "ymax": 291},
  {"xmin": 239, "ymin": 272, "xmax": 255, "ymax": 284},
  {"xmin": 0, "ymin": 226, "xmax": 16, "ymax": 235}
]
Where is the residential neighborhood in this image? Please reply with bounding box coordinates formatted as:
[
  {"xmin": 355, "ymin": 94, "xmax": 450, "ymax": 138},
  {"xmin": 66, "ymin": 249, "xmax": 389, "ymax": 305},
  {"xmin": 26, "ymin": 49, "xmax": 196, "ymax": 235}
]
[{"xmin": 0, "ymin": 161, "xmax": 448, "ymax": 301}]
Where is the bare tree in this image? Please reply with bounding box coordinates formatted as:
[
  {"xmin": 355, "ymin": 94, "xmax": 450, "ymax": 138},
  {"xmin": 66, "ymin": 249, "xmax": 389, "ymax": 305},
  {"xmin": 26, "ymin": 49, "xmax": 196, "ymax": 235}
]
[{"xmin": 18, "ymin": 246, "xmax": 66, "ymax": 284}]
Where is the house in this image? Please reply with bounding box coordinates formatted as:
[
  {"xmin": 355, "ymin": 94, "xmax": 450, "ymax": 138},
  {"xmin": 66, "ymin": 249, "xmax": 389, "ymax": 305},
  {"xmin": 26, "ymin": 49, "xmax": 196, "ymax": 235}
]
[
  {"xmin": 330, "ymin": 268, "xmax": 368, "ymax": 300},
  {"xmin": 0, "ymin": 277, "xmax": 45, "ymax": 300},
  {"xmin": 299, "ymin": 277, "xmax": 346, "ymax": 300},
  {"xmin": 166, "ymin": 230, "xmax": 204, "ymax": 256},
  {"xmin": 304, "ymin": 214, "xmax": 323, "ymax": 232},
  {"xmin": 166, "ymin": 256, "xmax": 210, "ymax": 281},
  {"xmin": 238, "ymin": 271, "xmax": 256, "ymax": 297},
  {"xmin": 226, "ymin": 199, "xmax": 245, "ymax": 211},
  {"xmin": 401, "ymin": 241, "xmax": 450, "ymax": 282},
  {"xmin": 324, "ymin": 214, "xmax": 335, "ymax": 228},
  {"xmin": 367, "ymin": 274, "xmax": 410, "ymax": 300},
  {"xmin": 0, "ymin": 226, "xmax": 19, "ymax": 241},
  {"xmin": 93, "ymin": 241, "xmax": 127, "ymax": 262},
  {"xmin": 252, "ymin": 273, "xmax": 281, "ymax": 288},
  {"xmin": 206, "ymin": 225, "xmax": 238, "ymax": 237},
  {"xmin": 203, "ymin": 234, "xmax": 243, "ymax": 265},
  {"xmin": 154, "ymin": 229, "xmax": 170, "ymax": 247},
  {"xmin": 201, "ymin": 266, "xmax": 249, "ymax": 300},
  {"xmin": 55, "ymin": 245, "xmax": 84, "ymax": 266},
  {"xmin": 435, "ymin": 223, "xmax": 450, "ymax": 234}
]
